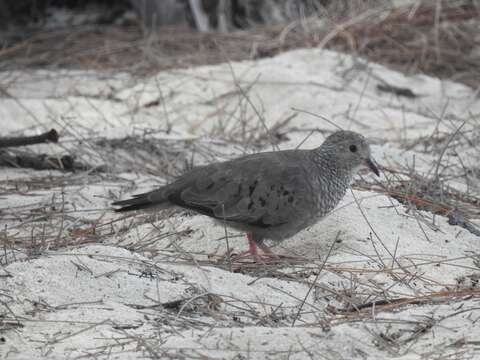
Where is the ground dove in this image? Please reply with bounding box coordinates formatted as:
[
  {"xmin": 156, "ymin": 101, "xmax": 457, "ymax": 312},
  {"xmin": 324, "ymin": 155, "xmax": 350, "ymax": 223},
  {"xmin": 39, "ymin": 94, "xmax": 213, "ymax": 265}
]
[{"xmin": 113, "ymin": 130, "xmax": 379, "ymax": 260}]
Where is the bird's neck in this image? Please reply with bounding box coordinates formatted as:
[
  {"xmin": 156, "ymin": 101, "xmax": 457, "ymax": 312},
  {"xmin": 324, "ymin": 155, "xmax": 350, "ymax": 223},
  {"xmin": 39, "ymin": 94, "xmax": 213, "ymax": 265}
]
[
  {"xmin": 309, "ymin": 148, "xmax": 352, "ymax": 214},
  {"xmin": 311, "ymin": 147, "xmax": 351, "ymax": 181}
]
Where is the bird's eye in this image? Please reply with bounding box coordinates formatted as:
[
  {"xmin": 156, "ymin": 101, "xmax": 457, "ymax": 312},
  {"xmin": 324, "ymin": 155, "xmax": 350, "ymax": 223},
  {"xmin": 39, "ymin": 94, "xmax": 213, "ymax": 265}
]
[{"xmin": 349, "ymin": 144, "xmax": 358, "ymax": 153}]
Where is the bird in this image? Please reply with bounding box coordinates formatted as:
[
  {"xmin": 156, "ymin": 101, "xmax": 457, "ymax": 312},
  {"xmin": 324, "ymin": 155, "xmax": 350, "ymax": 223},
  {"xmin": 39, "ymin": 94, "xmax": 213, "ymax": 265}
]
[{"xmin": 112, "ymin": 130, "xmax": 379, "ymax": 261}]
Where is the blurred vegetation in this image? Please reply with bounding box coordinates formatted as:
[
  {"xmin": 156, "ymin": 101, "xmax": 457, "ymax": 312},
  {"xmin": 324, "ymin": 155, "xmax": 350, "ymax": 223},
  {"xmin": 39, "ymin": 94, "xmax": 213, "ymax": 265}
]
[{"xmin": 0, "ymin": 1, "xmax": 479, "ymax": 88}]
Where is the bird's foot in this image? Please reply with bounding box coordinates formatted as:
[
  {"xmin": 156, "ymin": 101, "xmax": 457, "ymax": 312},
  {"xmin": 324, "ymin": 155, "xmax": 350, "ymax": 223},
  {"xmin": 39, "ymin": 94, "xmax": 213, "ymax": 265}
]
[
  {"xmin": 230, "ymin": 232, "xmax": 282, "ymax": 263},
  {"xmin": 232, "ymin": 244, "xmax": 281, "ymax": 264}
]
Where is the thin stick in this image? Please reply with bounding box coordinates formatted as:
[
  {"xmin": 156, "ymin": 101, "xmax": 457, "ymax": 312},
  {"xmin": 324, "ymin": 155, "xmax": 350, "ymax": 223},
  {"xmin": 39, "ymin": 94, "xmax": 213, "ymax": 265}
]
[
  {"xmin": 433, "ymin": 121, "xmax": 466, "ymax": 183},
  {"xmin": 221, "ymin": 204, "xmax": 232, "ymax": 272},
  {"xmin": 291, "ymin": 231, "xmax": 339, "ymax": 326},
  {"xmin": 295, "ymin": 130, "xmax": 315, "ymax": 150},
  {"xmin": 291, "ymin": 107, "xmax": 343, "ymax": 130},
  {"xmin": 350, "ymin": 189, "xmax": 412, "ymax": 278},
  {"xmin": 216, "ymin": 43, "xmax": 281, "ymax": 151}
]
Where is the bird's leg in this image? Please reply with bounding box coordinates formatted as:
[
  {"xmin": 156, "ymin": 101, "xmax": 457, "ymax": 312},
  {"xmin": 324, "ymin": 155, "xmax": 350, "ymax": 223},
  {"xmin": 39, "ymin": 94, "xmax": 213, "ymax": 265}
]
[
  {"xmin": 246, "ymin": 232, "xmax": 259, "ymax": 257},
  {"xmin": 233, "ymin": 232, "xmax": 261, "ymax": 261}
]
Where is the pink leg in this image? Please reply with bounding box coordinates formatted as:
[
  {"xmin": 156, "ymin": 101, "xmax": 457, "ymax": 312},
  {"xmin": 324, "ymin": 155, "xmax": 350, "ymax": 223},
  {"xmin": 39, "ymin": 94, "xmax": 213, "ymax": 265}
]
[
  {"xmin": 234, "ymin": 233, "xmax": 279, "ymax": 262},
  {"xmin": 247, "ymin": 233, "xmax": 259, "ymax": 257},
  {"xmin": 235, "ymin": 233, "xmax": 259, "ymax": 260}
]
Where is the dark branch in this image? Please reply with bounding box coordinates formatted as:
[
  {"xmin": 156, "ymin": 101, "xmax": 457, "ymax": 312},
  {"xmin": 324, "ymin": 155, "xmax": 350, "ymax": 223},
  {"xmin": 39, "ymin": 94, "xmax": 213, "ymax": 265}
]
[
  {"xmin": 0, "ymin": 129, "xmax": 59, "ymax": 149},
  {"xmin": 0, "ymin": 151, "xmax": 94, "ymax": 172}
]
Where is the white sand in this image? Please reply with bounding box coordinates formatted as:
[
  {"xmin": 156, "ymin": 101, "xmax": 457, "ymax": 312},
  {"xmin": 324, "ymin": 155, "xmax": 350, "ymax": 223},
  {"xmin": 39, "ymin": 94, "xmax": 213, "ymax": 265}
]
[{"xmin": 1, "ymin": 48, "xmax": 479, "ymax": 359}]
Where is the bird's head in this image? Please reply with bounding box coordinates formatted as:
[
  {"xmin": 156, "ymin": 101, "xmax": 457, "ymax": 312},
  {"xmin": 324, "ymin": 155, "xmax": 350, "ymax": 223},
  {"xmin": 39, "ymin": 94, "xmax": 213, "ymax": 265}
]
[{"xmin": 319, "ymin": 130, "xmax": 379, "ymax": 177}]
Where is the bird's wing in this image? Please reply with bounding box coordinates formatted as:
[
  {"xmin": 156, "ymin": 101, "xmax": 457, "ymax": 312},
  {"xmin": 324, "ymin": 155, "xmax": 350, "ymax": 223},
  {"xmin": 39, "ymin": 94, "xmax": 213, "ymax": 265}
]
[{"xmin": 164, "ymin": 153, "xmax": 316, "ymax": 228}]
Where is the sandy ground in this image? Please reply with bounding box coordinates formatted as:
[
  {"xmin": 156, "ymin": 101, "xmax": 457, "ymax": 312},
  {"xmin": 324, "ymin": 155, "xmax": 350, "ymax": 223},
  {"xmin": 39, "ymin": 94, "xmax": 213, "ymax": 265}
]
[{"xmin": 1, "ymin": 48, "xmax": 480, "ymax": 359}]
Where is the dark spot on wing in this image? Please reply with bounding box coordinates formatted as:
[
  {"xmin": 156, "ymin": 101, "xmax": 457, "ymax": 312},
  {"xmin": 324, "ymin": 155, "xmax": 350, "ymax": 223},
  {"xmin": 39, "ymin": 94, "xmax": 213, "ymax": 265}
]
[
  {"xmin": 259, "ymin": 197, "xmax": 267, "ymax": 206},
  {"xmin": 283, "ymin": 190, "xmax": 289, "ymax": 196},
  {"xmin": 206, "ymin": 182, "xmax": 215, "ymax": 190},
  {"xmin": 249, "ymin": 180, "xmax": 258, "ymax": 196},
  {"xmin": 235, "ymin": 184, "xmax": 242, "ymax": 197},
  {"xmin": 288, "ymin": 196, "xmax": 294, "ymax": 203}
]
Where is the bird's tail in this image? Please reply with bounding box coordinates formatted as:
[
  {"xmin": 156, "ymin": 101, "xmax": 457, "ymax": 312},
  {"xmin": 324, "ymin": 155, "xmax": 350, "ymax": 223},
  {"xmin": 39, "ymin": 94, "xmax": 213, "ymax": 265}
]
[{"xmin": 112, "ymin": 191, "xmax": 165, "ymax": 212}]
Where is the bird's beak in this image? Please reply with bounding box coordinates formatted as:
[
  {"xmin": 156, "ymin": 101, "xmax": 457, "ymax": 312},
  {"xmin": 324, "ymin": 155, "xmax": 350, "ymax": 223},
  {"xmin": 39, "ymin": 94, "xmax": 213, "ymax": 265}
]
[{"xmin": 365, "ymin": 157, "xmax": 380, "ymax": 177}]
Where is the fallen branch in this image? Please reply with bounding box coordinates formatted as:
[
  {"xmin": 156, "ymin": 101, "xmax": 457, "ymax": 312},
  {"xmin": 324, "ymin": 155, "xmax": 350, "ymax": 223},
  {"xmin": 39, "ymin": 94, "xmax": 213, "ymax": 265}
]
[
  {"xmin": 328, "ymin": 288, "xmax": 480, "ymax": 316},
  {"xmin": 376, "ymin": 83, "xmax": 417, "ymax": 99},
  {"xmin": 0, "ymin": 152, "xmax": 88, "ymax": 171},
  {"xmin": 0, "ymin": 129, "xmax": 58, "ymax": 148}
]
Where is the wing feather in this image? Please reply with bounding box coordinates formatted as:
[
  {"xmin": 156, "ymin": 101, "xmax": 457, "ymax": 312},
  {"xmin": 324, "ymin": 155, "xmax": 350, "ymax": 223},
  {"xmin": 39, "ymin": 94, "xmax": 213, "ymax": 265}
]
[{"xmin": 165, "ymin": 153, "xmax": 315, "ymax": 228}]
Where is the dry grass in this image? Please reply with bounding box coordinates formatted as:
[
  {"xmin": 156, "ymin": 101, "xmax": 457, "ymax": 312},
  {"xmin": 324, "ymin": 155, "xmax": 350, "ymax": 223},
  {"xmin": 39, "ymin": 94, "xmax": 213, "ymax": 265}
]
[
  {"xmin": 315, "ymin": 0, "xmax": 480, "ymax": 88},
  {"xmin": 0, "ymin": 1, "xmax": 479, "ymax": 88}
]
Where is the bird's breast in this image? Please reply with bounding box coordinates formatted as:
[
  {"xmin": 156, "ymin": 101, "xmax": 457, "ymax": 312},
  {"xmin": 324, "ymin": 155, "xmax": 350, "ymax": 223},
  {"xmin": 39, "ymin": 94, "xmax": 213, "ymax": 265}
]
[{"xmin": 312, "ymin": 173, "xmax": 349, "ymax": 218}]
